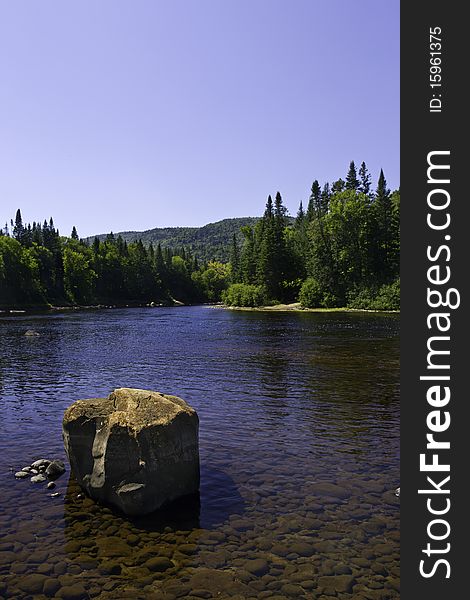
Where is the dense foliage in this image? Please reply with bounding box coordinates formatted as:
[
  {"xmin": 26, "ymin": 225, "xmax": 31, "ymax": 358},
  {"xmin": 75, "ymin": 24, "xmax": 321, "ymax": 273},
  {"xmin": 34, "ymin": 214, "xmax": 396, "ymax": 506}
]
[
  {"xmin": 226, "ymin": 161, "xmax": 400, "ymax": 309},
  {"xmin": 1, "ymin": 161, "xmax": 399, "ymax": 310},
  {"xmin": 0, "ymin": 212, "xmax": 230, "ymax": 308},
  {"xmin": 88, "ymin": 218, "xmax": 263, "ymax": 263}
]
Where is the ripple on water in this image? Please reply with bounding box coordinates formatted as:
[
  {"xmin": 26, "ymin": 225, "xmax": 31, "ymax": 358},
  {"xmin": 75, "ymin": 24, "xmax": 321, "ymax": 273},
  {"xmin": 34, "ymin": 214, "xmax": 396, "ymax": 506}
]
[{"xmin": 0, "ymin": 307, "xmax": 399, "ymax": 598}]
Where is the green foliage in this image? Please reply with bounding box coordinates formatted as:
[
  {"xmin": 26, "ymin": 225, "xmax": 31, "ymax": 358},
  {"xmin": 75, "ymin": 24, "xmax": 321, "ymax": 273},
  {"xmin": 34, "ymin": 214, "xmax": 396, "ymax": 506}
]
[
  {"xmin": 192, "ymin": 261, "xmax": 230, "ymax": 302},
  {"xmin": 2, "ymin": 161, "xmax": 399, "ymax": 312},
  {"xmin": 63, "ymin": 242, "xmax": 96, "ymax": 304},
  {"xmin": 347, "ymin": 279, "xmax": 400, "ymax": 311},
  {"xmin": 230, "ymin": 161, "xmax": 399, "ymax": 310},
  {"xmin": 0, "ymin": 236, "xmax": 43, "ymax": 306},
  {"xmin": 0, "ymin": 210, "xmax": 233, "ymax": 308},
  {"xmin": 86, "ymin": 218, "xmax": 263, "ymax": 263},
  {"xmin": 222, "ymin": 283, "xmax": 266, "ymax": 307},
  {"xmin": 298, "ymin": 277, "xmax": 323, "ymax": 308}
]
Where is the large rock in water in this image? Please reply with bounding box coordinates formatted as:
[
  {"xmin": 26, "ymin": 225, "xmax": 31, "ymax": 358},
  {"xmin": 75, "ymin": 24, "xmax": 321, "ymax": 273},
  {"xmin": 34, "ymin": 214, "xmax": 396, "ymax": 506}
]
[{"xmin": 63, "ymin": 388, "xmax": 200, "ymax": 515}]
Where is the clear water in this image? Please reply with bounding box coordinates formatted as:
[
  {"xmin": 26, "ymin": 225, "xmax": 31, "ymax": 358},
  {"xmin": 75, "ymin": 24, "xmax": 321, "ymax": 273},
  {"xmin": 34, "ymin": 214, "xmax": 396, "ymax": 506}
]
[{"xmin": 0, "ymin": 306, "xmax": 399, "ymax": 599}]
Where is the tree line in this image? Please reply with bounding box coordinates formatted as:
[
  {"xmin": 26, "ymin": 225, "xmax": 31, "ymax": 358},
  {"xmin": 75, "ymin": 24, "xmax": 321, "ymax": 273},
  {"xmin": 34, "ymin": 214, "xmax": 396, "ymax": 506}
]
[
  {"xmin": 0, "ymin": 212, "xmax": 229, "ymax": 308},
  {"xmin": 0, "ymin": 160, "xmax": 399, "ymax": 310},
  {"xmin": 225, "ymin": 161, "xmax": 399, "ymax": 309}
]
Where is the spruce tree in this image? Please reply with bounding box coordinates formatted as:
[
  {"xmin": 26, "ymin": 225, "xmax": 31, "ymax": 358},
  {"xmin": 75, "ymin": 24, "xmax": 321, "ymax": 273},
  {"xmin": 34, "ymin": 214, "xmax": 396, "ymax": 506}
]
[
  {"xmin": 331, "ymin": 178, "xmax": 345, "ymax": 193},
  {"xmin": 71, "ymin": 226, "xmax": 79, "ymax": 240},
  {"xmin": 321, "ymin": 183, "xmax": 331, "ymax": 213},
  {"xmin": 13, "ymin": 209, "xmax": 24, "ymax": 242},
  {"xmin": 374, "ymin": 169, "xmax": 393, "ymax": 279},
  {"xmin": 358, "ymin": 161, "xmax": 372, "ymax": 196},
  {"xmin": 229, "ymin": 233, "xmax": 241, "ymax": 282},
  {"xmin": 307, "ymin": 180, "xmax": 321, "ymax": 220},
  {"xmin": 295, "ymin": 201, "xmax": 305, "ymax": 227},
  {"xmin": 345, "ymin": 161, "xmax": 359, "ymax": 191}
]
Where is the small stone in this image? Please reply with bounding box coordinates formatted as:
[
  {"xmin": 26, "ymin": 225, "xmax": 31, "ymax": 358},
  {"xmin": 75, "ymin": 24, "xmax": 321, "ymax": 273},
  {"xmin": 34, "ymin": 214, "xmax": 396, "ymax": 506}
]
[
  {"xmin": 32, "ymin": 459, "xmax": 51, "ymax": 468},
  {"xmin": 21, "ymin": 466, "xmax": 32, "ymax": 472},
  {"xmin": 318, "ymin": 575, "xmax": 356, "ymax": 594},
  {"xmin": 43, "ymin": 578, "xmax": 61, "ymax": 597},
  {"xmin": 17, "ymin": 574, "xmax": 48, "ymax": 594},
  {"xmin": 244, "ymin": 559, "xmax": 269, "ymax": 577},
  {"xmin": 99, "ymin": 561, "xmax": 121, "ymax": 575},
  {"xmin": 30, "ymin": 468, "xmax": 39, "ymax": 474},
  {"xmin": 77, "ymin": 493, "xmax": 84, "ymax": 499},
  {"xmin": 46, "ymin": 460, "xmax": 66, "ymax": 479},
  {"xmin": 47, "ymin": 481, "xmax": 56, "ymax": 490},
  {"xmin": 25, "ymin": 329, "xmax": 40, "ymax": 336},
  {"xmin": 144, "ymin": 557, "xmax": 173, "ymax": 572},
  {"xmin": 15, "ymin": 471, "xmax": 29, "ymax": 478},
  {"xmin": 50, "ymin": 492, "xmax": 61, "ymax": 498},
  {"xmin": 31, "ymin": 474, "xmax": 47, "ymax": 483},
  {"xmin": 56, "ymin": 584, "xmax": 88, "ymax": 600}
]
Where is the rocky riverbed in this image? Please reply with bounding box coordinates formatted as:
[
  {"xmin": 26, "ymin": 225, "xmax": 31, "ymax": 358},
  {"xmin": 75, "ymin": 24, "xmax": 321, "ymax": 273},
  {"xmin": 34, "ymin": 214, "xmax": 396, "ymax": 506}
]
[{"xmin": 1, "ymin": 465, "xmax": 400, "ymax": 599}]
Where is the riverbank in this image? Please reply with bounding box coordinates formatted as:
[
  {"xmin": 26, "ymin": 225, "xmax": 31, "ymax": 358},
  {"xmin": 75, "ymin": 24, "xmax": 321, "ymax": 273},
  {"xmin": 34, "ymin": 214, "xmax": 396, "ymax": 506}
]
[
  {"xmin": 0, "ymin": 299, "xmax": 185, "ymax": 316},
  {"xmin": 218, "ymin": 302, "xmax": 399, "ymax": 314}
]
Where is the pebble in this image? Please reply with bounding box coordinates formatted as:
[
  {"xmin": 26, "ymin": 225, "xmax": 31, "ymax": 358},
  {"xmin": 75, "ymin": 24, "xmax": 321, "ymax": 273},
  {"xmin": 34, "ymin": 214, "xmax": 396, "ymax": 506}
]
[
  {"xmin": 31, "ymin": 473, "xmax": 47, "ymax": 483},
  {"xmin": 50, "ymin": 492, "xmax": 61, "ymax": 498},
  {"xmin": 31, "ymin": 459, "xmax": 51, "ymax": 468},
  {"xmin": 14, "ymin": 471, "xmax": 30, "ymax": 478},
  {"xmin": 47, "ymin": 481, "xmax": 56, "ymax": 490},
  {"xmin": 46, "ymin": 459, "xmax": 66, "ymax": 479},
  {"xmin": 144, "ymin": 557, "xmax": 173, "ymax": 572}
]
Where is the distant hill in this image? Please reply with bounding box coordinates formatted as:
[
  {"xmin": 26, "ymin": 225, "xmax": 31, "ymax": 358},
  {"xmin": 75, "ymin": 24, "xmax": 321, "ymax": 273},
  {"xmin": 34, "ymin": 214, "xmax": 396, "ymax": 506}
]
[{"xmin": 87, "ymin": 217, "xmax": 261, "ymax": 263}]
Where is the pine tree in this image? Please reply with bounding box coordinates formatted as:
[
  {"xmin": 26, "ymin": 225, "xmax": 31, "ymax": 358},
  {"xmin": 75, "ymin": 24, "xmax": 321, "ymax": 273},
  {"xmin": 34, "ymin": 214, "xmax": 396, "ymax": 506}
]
[
  {"xmin": 92, "ymin": 236, "xmax": 100, "ymax": 254},
  {"xmin": 320, "ymin": 183, "xmax": 331, "ymax": 213},
  {"xmin": 331, "ymin": 178, "xmax": 345, "ymax": 193},
  {"xmin": 358, "ymin": 161, "xmax": 372, "ymax": 196},
  {"xmin": 295, "ymin": 201, "xmax": 305, "ymax": 227},
  {"xmin": 307, "ymin": 180, "xmax": 321, "ymax": 221},
  {"xmin": 71, "ymin": 226, "xmax": 79, "ymax": 240},
  {"xmin": 374, "ymin": 169, "xmax": 393, "ymax": 279},
  {"xmin": 345, "ymin": 161, "xmax": 359, "ymax": 191},
  {"xmin": 13, "ymin": 209, "xmax": 24, "ymax": 242},
  {"xmin": 229, "ymin": 233, "xmax": 241, "ymax": 282},
  {"xmin": 264, "ymin": 195, "xmax": 274, "ymax": 218}
]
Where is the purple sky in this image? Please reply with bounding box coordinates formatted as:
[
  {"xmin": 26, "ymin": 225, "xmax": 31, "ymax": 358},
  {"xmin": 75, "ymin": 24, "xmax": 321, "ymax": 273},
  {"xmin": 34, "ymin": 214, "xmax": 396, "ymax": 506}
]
[{"xmin": 0, "ymin": 1, "xmax": 399, "ymax": 238}]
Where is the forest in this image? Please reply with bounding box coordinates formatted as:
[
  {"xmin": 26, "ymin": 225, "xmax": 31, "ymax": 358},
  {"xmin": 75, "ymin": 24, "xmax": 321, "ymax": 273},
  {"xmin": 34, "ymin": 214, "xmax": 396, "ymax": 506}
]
[{"xmin": 0, "ymin": 161, "xmax": 399, "ymax": 310}]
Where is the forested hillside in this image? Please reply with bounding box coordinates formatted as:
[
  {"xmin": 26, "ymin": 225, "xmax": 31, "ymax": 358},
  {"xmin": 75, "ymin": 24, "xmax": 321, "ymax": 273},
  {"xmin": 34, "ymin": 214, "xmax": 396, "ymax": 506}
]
[
  {"xmin": 0, "ymin": 161, "xmax": 399, "ymax": 310},
  {"xmin": 88, "ymin": 217, "xmax": 262, "ymax": 263},
  {"xmin": 225, "ymin": 161, "xmax": 399, "ymax": 310}
]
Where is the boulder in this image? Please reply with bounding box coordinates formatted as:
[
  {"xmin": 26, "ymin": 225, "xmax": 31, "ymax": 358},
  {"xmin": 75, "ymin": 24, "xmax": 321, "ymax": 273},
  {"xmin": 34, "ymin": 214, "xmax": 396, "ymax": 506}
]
[
  {"xmin": 46, "ymin": 460, "xmax": 66, "ymax": 479},
  {"xmin": 63, "ymin": 388, "xmax": 200, "ymax": 515}
]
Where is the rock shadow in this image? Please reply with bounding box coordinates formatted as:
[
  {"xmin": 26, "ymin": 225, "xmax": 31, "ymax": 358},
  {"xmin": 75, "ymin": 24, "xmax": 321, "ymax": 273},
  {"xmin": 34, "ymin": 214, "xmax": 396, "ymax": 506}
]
[{"xmin": 64, "ymin": 463, "xmax": 245, "ymax": 534}]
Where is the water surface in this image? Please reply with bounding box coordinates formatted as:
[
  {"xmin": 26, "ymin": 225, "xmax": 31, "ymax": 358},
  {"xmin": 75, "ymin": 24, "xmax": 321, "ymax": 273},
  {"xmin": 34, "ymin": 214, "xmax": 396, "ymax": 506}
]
[{"xmin": 0, "ymin": 306, "xmax": 399, "ymax": 599}]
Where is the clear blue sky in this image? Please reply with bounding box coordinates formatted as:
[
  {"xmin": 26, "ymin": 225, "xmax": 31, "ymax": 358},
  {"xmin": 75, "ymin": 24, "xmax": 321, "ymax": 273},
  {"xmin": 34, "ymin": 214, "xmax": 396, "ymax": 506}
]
[{"xmin": 0, "ymin": 0, "xmax": 399, "ymax": 238}]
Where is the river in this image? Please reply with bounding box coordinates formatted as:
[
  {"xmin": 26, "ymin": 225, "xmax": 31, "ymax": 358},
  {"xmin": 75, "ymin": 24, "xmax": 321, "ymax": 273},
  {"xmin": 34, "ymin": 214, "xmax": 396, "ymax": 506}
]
[{"xmin": 0, "ymin": 306, "xmax": 399, "ymax": 599}]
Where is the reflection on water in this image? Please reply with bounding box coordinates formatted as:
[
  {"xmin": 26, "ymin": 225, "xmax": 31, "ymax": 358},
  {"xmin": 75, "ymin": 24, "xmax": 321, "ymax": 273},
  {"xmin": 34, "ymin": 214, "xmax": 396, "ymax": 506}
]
[{"xmin": 0, "ymin": 307, "xmax": 399, "ymax": 599}]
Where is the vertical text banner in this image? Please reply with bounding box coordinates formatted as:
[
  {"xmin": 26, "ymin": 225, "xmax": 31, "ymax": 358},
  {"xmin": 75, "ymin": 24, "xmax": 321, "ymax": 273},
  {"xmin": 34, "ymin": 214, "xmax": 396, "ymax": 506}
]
[{"xmin": 401, "ymin": 2, "xmax": 467, "ymax": 598}]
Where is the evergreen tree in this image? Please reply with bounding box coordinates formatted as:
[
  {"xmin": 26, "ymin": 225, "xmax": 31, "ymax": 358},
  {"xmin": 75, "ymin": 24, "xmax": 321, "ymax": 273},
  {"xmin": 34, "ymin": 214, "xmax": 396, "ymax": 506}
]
[
  {"xmin": 345, "ymin": 161, "xmax": 359, "ymax": 191},
  {"xmin": 359, "ymin": 161, "xmax": 372, "ymax": 196},
  {"xmin": 320, "ymin": 183, "xmax": 331, "ymax": 213},
  {"xmin": 13, "ymin": 209, "xmax": 24, "ymax": 242},
  {"xmin": 295, "ymin": 201, "xmax": 305, "ymax": 227},
  {"xmin": 331, "ymin": 178, "xmax": 345, "ymax": 193},
  {"xmin": 229, "ymin": 233, "xmax": 241, "ymax": 283},
  {"xmin": 307, "ymin": 180, "xmax": 321, "ymax": 221},
  {"xmin": 71, "ymin": 226, "xmax": 79, "ymax": 240}
]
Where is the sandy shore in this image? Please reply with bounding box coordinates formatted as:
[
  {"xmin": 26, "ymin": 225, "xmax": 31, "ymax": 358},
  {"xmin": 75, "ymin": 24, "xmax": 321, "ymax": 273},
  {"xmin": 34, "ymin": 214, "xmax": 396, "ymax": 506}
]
[{"xmin": 213, "ymin": 302, "xmax": 399, "ymax": 314}]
